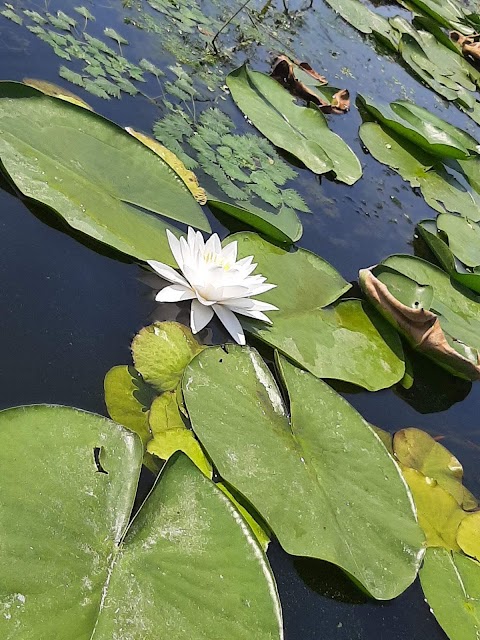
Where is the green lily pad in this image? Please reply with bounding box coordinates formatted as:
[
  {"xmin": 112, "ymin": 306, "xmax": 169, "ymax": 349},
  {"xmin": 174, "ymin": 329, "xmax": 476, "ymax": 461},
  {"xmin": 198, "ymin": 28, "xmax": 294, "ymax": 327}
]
[
  {"xmin": 398, "ymin": 31, "xmax": 480, "ymax": 123},
  {"xmin": 0, "ymin": 405, "xmax": 282, "ymax": 639},
  {"xmin": 358, "ymin": 95, "xmax": 479, "ymax": 159},
  {"xmin": 227, "ymin": 64, "xmax": 362, "ymax": 185},
  {"xmin": 457, "ymin": 512, "xmax": 480, "ymax": 561},
  {"xmin": 359, "ymin": 122, "xmax": 480, "ymax": 218},
  {"xmin": 183, "ymin": 346, "xmax": 425, "ymax": 600},
  {"xmin": 207, "ymin": 198, "xmax": 302, "ymax": 244},
  {"xmin": 132, "ymin": 322, "xmax": 204, "ymax": 393},
  {"xmin": 436, "ymin": 214, "xmax": 480, "ymax": 268},
  {"xmin": 147, "ymin": 389, "xmax": 271, "ymax": 551},
  {"xmin": 229, "ymin": 232, "xmax": 404, "ymax": 391},
  {"xmin": 420, "ymin": 548, "xmax": 480, "ymax": 640},
  {"xmin": 404, "ymin": 0, "xmax": 474, "ymax": 34},
  {"xmin": 417, "ymin": 218, "xmax": 480, "ymax": 293},
  {"xmin": 359, "ymin": 254, "xmax": 480, "ymax": 379},
  {"xmin": 393, "ymin": 428, "xmax": 477, "ymax": 509},
  {"xmin": 0, "ymin": 82, "xmax": 210, "ymax": 264},
  {"xmin": 323, "ymin": 0, "xmax": 400, "ymax": 50},
  {"xmin": 458, "ymin": 156, "xmax": 480, "ymax": 194}
]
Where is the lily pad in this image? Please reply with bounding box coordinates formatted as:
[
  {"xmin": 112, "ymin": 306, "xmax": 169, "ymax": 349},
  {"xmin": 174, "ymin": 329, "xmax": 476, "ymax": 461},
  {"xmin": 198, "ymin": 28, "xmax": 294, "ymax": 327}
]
[
  {"xmin": 393, "ymin": 427, "xmax": 477, "ymax": 509},
  {"xmin": 358, "ymin": 94, "xmax": 479, "ymax": 159},
  {"xmin": 400, "ymin": 466, "xmax": 465, "ymax": 550},
  {"xmin": 398, "ymin": 31, "xmax": 480, "ymax": 123},
  {"xmin": 420, "ymin": 548, "xmax": 480, "ymax": 640},
  {"xmin": 359, "ymin": 122, "xmax": 480, "ymax": 218},
  {"xmin": 227, "ymin": 64, "xmax": 362, "ymax": 185},
  {"xmin": 125, "ymin": 127, "xmax": 208, "ymax": 205},
  {"xmin": 0, "ymin": 82, "xmax": 210, "ymax": 264},
  {"xmin": 404, "ymin": 0, "xmax": 475, "ymax": 34},
  {"xmin": 0, "ymin": 405, "xmax": 282, "ymax": 639},
  {"xmin": 147, "ymin": 389, "xmax": 271, "ymax": 551},
  {"xmin": 23, "ymin": 77, "xmax": 92, "ymax": 110},
  {"xmin": 207, "ymin": 198, "xmax": 302, "ymax": 244},
  {"xmin": 456, "ymin": 512, "xmax": 480, "ymax": 561},
  {"xmin": 183, "ymin": 346, "xmax": 425, "ymax": 600},
  {"xmin": 359, "ymin": 254, "xmax": 480, "ymax": 379},
  {"xmin": 104, "ymin": 365, "xmax": 156, "ymax": 446},
  {"xmin": 229, "ymin": 232, "xmax": 405, "ymax": 391},
  {"xmin": 132, "ymin": 322, "xmax": 204, "ymax": 393},
  {"xmin": 436, "ymin": 214, "xmax": 480, "ymax": 267},
  {"xmin": 324, "ymin": 0, "xmax": 400, "ymax": 50},
  {"xmin": 147, "ymin": 390, "xmax": 212, "ymax": 476},
  {"xmin": 417, "ymin": 218, "xmax": 480, "ymax": 293}
]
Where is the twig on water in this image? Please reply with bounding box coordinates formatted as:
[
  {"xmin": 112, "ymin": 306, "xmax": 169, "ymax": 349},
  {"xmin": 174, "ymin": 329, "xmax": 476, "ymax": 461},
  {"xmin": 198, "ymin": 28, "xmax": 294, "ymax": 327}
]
[{"xmin": 211, "ymin": 0, "xmax": 252, "ymax": 54}]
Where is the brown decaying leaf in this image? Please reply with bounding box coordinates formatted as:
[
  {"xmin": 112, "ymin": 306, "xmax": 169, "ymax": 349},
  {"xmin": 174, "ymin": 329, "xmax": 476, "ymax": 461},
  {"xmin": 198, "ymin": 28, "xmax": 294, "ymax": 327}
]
[
  {"xmin": 297, "ymin": 61, "xmax": 328, "ymax": 84},
  {"xmin": 450, "ymin": 31, "xmax": 480, "ymax": 62},
  {"xmin": 359, "ymin": 268, "xmax": 480, "ymax": 381},
  {"xmin": 270, "ymin": 55, "xmax": 350, "ymax": 114}
]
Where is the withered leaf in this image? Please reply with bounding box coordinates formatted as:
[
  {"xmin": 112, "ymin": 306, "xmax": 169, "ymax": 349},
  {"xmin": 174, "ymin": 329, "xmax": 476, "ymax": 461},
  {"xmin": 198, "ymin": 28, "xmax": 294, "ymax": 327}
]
[
  {"xmin": 359, "ymin": 265, "xmax": 480, "ymax": 381},
  {"xmin": 271, "ymin": 55, "xmax": 350, "ymax": 114},
  {"xmin": 450, "ymin": 31, "xmax": 480, "ymax": 62}
]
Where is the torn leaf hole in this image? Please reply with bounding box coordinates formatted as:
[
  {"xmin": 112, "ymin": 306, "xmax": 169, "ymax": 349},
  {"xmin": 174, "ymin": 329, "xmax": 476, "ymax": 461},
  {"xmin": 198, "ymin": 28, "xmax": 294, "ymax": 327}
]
[{"xmin": 93, "ymin": 447, "xmax": 108, "ymax": 474}]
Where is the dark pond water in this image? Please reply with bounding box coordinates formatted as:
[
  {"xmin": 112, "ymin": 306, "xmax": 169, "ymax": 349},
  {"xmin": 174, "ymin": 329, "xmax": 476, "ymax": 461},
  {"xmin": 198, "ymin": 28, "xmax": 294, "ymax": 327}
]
[{"xmin": 1, "ymin": 0, "xmax": 479, "ymax": 638}]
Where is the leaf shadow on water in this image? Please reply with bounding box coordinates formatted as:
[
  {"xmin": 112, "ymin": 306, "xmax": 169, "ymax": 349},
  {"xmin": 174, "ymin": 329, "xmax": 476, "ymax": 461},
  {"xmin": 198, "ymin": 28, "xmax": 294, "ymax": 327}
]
[
  {"xmin": 395, "ymin": 344, "xmax": 472, "ymax": 414},
  {"xmin": 291, "ymin": 555, "xmax": 371, "ymax": 605},
  {"xmin": 0, "ymin": 173, "xmax": 134, "ymax": 264}
]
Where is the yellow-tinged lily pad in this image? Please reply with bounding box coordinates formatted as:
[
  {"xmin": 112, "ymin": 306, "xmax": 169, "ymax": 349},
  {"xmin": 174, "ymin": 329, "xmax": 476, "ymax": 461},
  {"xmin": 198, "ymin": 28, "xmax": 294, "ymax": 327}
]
[
  {"xmin": 147, "ymin": 391, "xmax": 212, "ymax": 477},
  {"xmin": 457, "ymin": 512, "xmax": 480, "ymax": 561},
  {"xmin": 23, "ymin": 77, "xmax": 93, "ymax": 110},
  {"xmin": 394, "ymin": 428, "xmax": 478, "ymax": 510},
  {"xmin": 401, "ymin": 466, "xmax": 465, "ymax": 550},
  {"xmin": 126, "ymin": 127, "xmax": 207, "ymax": 204}
]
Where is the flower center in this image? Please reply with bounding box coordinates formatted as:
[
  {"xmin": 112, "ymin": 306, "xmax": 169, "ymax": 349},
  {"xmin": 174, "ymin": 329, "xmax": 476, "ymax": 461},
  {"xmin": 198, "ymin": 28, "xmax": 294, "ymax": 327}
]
[{"xmin": 204, "ymin": 251, "xmax": 231, "ymax": 271}]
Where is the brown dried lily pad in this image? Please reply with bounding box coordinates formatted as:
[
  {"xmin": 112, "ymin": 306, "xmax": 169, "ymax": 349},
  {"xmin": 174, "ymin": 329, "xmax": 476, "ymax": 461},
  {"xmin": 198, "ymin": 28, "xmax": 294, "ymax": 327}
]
[
  {"xmin": 271, "ymin": 55, "xmax": 350, "ymax": 114},
  {"xmin": 359, "ymin": 261, "xmax": 480, "ymax": 381},
  {"xmin": 450, "ymin": 31, "xmax": 480, "ymax": 62}
]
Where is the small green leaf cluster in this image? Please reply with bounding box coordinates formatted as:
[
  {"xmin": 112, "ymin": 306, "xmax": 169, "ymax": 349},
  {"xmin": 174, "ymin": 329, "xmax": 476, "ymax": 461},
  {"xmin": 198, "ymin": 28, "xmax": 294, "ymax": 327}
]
[
  {"xmin": 2, "ymin": 5, "xmax": 162, "ymax": 101},
  {"xmin": 154, "ymin": 105, "xmax": 309, "ymax": 212}
]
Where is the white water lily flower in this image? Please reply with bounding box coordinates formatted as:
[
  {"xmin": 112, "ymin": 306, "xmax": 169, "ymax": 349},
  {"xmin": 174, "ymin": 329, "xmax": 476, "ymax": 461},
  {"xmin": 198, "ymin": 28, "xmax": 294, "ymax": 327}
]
[{"xmin": 147, "ymin": 228, "xmax": 278, "ymax": 345}]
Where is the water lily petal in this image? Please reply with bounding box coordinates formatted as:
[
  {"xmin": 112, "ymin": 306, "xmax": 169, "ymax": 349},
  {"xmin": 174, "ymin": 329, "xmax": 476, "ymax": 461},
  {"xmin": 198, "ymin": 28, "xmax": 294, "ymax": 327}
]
[
  {"xmin": 183, "ymin": 263, "xmax": 203, "ymax": 289},
  {"xmin": 235, "ymin": 255, "xmax": 254, "ymax": 269},
  {"xmin": 147, "ymin": 260, "xmax": 190, "ymax": 287},
  {"xmin": 155, "ymin": 284, "xmax": 196, "ymax": 302},
  {"xmin": 179, "ymin": 236, "xmax": 192, "ymax": 271},
  {"xmin": 195, "ymin": 230, "xmax": 205, "ymax": 253},
  {"xmin": 213, "ymin": 304, "xmax": 245, "ymax": 345},
  {"xmin": 205, "ymin": 232, "xmax": 222, "ymax": 255},
  {"xmin": 247, "ymin": 282, "xmax": 277, "ymax": 296},
  {"xmin": 228, "ymin": 307, "xmax": 273, "ymax": 324},
  {"xmin": 244, "ymin": 275, "xmax": 266, "ymax": 285},
  {"xmin": 190, "ymin": 298, "xmax": 214, "ymax": 333},
  {"xmin": 166, "ymin": 230, "xmax": 183, "ymax": 270},
  {"xmin": 222, "ymin": 240, "xmax": 238, "ymax": 264},
  {"xmin": 216, "ymin": 285, "xmax": 251, "ymax": 301},
  {"xmin": 228, "ymin": 298, "xmax": 279, "ymax": 312},
  {"xmin": 187, "ymin": 226, "xmax": 196, "ymax": 249}
]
